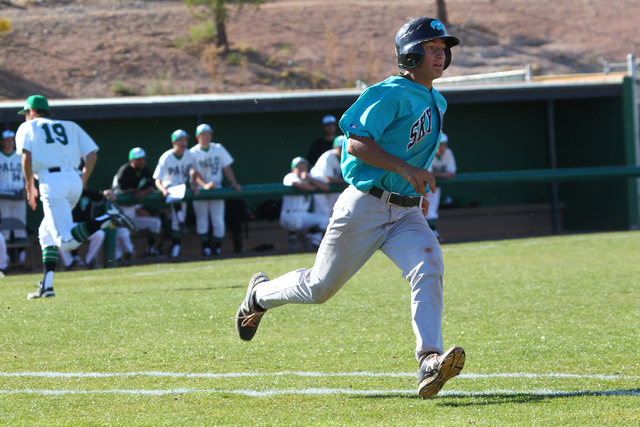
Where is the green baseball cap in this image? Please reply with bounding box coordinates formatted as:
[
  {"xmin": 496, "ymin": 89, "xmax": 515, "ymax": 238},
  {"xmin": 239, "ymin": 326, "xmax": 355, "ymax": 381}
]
[
  {"xmin": 129, "ymin": 147, "xmax": 146, "ymax": 161},
  {"xmin": 171, "ymin": 129, "xmax": 188, "ymax": 142},
  {"xmin": 196, "ymin": 123, "xmax": 212, "ymax": 135},
  {"xmin": 18, "ymin": 95, "xmax": 50, "ymax": 115}
]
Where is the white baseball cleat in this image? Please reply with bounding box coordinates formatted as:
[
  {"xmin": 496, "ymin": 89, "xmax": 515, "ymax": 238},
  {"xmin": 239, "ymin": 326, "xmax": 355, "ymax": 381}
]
[
  {"xmin": 418, "ymin": 346, "xmax": 465, "ymax": 398},
  {"xmin": 27, "ymin": 281, "xmax": 55, "ymax": 299},
  {"xmin": 106, "ymin": 204, "xmax": 138, "ymax": 231}
]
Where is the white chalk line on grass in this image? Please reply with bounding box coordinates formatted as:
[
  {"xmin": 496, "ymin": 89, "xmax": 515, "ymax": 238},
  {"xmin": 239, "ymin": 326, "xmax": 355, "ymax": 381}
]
[
  {"xmin": 1, "ymin": 371, "xmax": 638, "ymax": 380},
  {"xmin": 1, "ymin": 388, "xmax": 639, "ymax": 397}
]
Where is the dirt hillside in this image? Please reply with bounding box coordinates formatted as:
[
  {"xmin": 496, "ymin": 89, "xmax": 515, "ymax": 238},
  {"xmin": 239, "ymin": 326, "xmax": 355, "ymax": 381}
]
[{"xmin": 1, "ymin": 0, "xmax": 639, "ymax": 100}]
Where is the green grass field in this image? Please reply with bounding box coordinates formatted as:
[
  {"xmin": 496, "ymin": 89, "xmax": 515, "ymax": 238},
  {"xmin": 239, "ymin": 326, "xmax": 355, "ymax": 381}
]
[{"xmin": 1, "ymin": 231, "xmax": 639, "ymax": 426}]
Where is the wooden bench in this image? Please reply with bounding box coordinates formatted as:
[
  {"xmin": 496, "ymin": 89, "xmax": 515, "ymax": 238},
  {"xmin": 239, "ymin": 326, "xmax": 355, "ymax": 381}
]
[{"xmin": 437, "ymin": 202, "xmax": 566, "ymax": 242}]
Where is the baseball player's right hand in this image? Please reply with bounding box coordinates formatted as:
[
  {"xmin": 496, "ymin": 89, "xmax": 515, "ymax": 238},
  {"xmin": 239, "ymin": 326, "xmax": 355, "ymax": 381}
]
[
  {"xmin": 27, "ymin": 185, "xmax": 39, "ymax": 210},
  {"xmin": 400, "ymin": 164, "xmax": 436, "ymax": 197}
]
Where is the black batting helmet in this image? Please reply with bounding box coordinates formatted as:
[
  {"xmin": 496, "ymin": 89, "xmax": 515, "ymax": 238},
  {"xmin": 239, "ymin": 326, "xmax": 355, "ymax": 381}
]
[{"xmin": 395, "ymin": 17, "xmax": 460, "ymax": 70}]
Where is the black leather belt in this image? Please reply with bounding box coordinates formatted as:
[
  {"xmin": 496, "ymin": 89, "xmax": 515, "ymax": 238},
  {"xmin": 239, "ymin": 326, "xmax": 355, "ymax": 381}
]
[
  {"xmin": 368, "ymin": 186, "xmax": 422, "ymax": 208},
  {"xmin": 48, "ymin": 167, "xmax": 61, "ymax": 173}
]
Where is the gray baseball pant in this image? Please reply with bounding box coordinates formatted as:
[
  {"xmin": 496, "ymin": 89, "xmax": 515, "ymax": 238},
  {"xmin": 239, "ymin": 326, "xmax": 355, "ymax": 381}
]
[{"xmin": 254, "ymin": 185, "xmax": 445, "ymax": 360}]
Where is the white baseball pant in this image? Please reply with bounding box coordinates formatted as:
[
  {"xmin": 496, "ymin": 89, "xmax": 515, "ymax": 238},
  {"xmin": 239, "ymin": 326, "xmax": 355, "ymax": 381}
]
[
  {"xmin": 0, "ymin": 232, "xmax": 7, "ymax": 270},
  {"xmin": 37, "ymin": 168, "xmax": 83, "ymax": 251},
  {"xmin": 115, "ymin": 227, "xmax": 134, "ymax": 259},
  {"xmin": 280, "ymin": 211, "xmax": 330, "ymax": 233},
  {"xmin": 255, "ymin": 185, "xmax": 444, "ymax": 360},
  {"xmin": 425, "ymin": 187, "xmax": 441, "ymax": 220},
  {"xmin": 170, "ymin": 201, "xmax": 187, "ymax": 232},
  {"xmin": 121, "ymin": 206, "xmax": 162, "ymax": 234},
  {"xmin": 312, "ymin": 193, "xmax": 341, "ymax": 218},
  {"xmin": 193, "ymin": 199, "xmax": 225, "ymax": 238},
  {"xmin": 59, "ymin": 229, "xmax": 105, "ymax": 266},
  {"xmin": 0, "ymin": 200, "xmax": 28, "ymax": 240}
]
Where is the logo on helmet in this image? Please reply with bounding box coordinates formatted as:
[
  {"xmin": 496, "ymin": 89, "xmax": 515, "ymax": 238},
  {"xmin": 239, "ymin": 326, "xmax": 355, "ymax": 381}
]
[{"xmin": 431, "ymin": 20, "xmax": 444, "ymax": 30}]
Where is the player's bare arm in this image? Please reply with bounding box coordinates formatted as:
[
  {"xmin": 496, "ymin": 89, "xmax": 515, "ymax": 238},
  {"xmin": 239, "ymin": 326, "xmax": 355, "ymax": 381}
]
[
  {"xmin": 297, "ymin": 170, "xmax": 330, "ymax": 192},
  {"xmin": 347, "ymin": 134, "xmax": 436, "ymax": 197},
  {"xmin": 308, "ymin": 176, "xmax": 330, "ymax": 192},
  {"xmin": 223, "ymin": 165, "xmax": 242, "ymax": 192},
  {"xmin": 81, "ymin": 151, "xmax": 98, "ymax": 188},
  {"xmin": 20, "ymin": 149, "xmax": 38, "ymax": 211},
  {"xmin": 191, "ymin": 170, "xmax": 205, "ymax": 195},
  {"xmin": 155, "ymin": 178, "xmax": 169, "ymax": 197},
  {"xmin": 189, "ymin": 168, "xmax": 212, "ymax": 191}
]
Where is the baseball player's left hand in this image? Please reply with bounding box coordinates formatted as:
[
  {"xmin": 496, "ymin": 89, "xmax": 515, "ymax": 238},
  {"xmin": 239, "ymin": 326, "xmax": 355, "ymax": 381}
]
[
  {"xmin": 203, "ymin": 182, "xmax": 216, "ymax": 190},
  {"xmin": 420, "ymin": 197, "xmax": 430, "ymax": 216}
]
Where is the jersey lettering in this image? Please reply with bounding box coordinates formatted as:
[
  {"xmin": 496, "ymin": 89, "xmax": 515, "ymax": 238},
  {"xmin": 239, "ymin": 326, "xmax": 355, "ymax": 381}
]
[
  {"xmin": 198, "ymin": 156, "xmax": 220, "ymax": 175},
  {"xmin": 407, "ymin": 108, "xmax": 432, "ymax": 151},
  {"xmin": 168, "ymin": 165, "xmax": 191, "ymax": 181}
]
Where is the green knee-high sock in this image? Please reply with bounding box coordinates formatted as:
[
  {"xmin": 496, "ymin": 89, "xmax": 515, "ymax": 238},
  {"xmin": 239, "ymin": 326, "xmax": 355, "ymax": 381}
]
[{"xmin": 198, "ymin": 233, "xmax": 212, "ymax": 250}]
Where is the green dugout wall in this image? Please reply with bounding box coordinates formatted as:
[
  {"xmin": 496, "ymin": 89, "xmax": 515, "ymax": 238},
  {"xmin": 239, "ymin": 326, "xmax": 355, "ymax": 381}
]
[{"xmin": 1, "ymin": 76, "xmax": 638, "ymax": 233}]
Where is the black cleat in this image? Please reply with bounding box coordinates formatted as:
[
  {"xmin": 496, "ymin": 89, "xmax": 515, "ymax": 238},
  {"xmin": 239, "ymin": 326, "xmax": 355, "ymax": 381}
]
[{"xmin": 235, "ymin": 272, "xmax": 269, "ymax": 341}]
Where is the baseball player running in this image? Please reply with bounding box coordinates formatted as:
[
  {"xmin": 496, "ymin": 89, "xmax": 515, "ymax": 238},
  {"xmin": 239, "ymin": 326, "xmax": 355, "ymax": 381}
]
[
  {"xmin": 154, "ymin": 129, "xmax": 206, "ymax": 258},
  {"xmin": 189, "ymin": 123, "xmax": 242, "ymax": 256},
  {"xmin": 16, "ymin": 95, "xmax": 137, "ymax": 299},
  {"xmin": 235, "ymin": 18, "xmax": 465, "ymax": 398}
]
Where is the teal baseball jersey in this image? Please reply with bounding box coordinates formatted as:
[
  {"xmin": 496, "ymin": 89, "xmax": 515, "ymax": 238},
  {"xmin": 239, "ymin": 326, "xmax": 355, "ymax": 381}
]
[{"xmin": 339, "ymin": 75, "xmax": 447, "ymax": 196}]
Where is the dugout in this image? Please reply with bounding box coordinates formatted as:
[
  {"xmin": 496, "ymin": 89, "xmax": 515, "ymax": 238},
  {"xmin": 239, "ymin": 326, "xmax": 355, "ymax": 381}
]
[{"xmin": 1, "ymin": 74, "xmax": 639, "ymax": 238}]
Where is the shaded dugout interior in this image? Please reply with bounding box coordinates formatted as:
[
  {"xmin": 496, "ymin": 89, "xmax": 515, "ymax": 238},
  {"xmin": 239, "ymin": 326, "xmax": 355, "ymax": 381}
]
[{"xmin": 1, "ymin": 75, "xmax": 638, "ymax": 235}]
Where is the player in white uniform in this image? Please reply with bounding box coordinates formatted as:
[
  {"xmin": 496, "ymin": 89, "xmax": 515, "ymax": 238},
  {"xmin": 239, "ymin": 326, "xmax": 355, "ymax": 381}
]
[
  {"xmin": 425, "ymin": 133, "xmax": 456, "ymax": 242},
  {"xmin": 280, "ymin": 157, "xmax": 330, "ymax": 250},
  {"xmin": 309, "ymin": 135, "xmax": 346, "ymax": 218},
  {"xmin": 0, "ymin": 129, "xmax": 28, "ymax": 264},
  {"xmin": 16, "ymin": 95, "xmax": 137, "ymax": 299},
  {"xmin": 235, "ymin": 18, "xmax": 465, "ymax": 399},
  {"xmin": 190, "ymin": 123, "xmax": 242, "ymax": 256},
  {"xmin": 154, "ymin": 129, "xmax": 206, "ymax": 258}
]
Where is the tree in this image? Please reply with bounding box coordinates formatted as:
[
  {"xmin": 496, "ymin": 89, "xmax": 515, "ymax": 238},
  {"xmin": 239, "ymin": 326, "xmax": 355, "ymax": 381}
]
[
  {"xmin": 182, "ymin": 0, "xmax": 265, "ymax": 53},
  {"xmin": 436, "ymin": 0, "xmax": 448, "ymax": 26}
]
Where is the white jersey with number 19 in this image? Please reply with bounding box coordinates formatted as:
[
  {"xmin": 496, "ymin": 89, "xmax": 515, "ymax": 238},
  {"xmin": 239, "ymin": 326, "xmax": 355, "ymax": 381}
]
[{"xmin": 15, "ymin": 117, "xmax": 99, "ymax": 176}]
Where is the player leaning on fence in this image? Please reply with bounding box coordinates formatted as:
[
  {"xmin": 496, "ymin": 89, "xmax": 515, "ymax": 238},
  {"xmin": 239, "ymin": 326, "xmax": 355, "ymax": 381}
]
[{"xmin": 235, "ymin": 18, "xmax": 465, "ymax": 399}]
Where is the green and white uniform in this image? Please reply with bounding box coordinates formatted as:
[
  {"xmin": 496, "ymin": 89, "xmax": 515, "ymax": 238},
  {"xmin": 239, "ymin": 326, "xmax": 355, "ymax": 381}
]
[
  {"xmin": 190, "ymin": 143, "xmax": 233, "ymax": 240},
  {"xmin": 0, "ymin": 150, "xmax": 27, "ymax": 240},
  {"xmin": 153, "ymin": 149, "xmax": 200, "ymax": 232}
]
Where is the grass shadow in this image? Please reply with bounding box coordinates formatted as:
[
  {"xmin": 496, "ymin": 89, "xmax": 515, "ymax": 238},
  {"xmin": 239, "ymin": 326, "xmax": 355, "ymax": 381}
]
[{"xmin": 437, "ymin": 389, "xmax": 640, "ymax": 407}]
